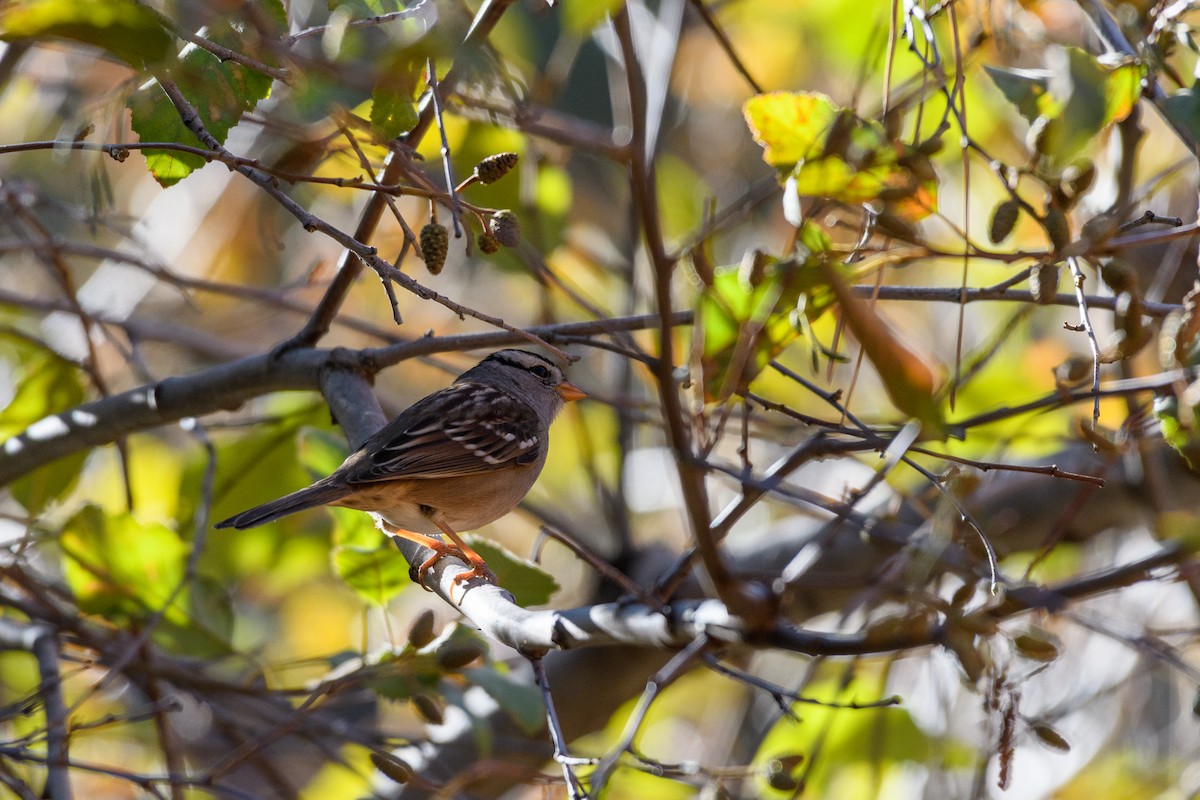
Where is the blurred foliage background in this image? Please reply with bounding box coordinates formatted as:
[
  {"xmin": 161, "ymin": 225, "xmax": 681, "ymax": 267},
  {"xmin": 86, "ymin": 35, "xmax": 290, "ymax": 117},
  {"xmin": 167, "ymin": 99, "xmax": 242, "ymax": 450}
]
[{"xmin": 1, "ymin": 0, "xmax": 1200, "ymax": 798}]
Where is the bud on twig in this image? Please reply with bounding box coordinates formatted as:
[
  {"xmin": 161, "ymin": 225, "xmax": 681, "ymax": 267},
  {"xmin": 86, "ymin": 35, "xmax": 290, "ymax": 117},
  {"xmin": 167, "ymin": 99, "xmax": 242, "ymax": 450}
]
[{"xmin": 488, "ymin": 209, "xmax": 520, "ymax": 248}]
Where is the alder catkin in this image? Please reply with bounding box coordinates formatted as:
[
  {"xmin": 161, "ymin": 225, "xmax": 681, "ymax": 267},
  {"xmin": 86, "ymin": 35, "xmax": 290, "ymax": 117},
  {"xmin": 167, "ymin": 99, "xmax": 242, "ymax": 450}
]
[
  {"xmin": 488, "ymin": 210, "xmax": 520, "ymax": 248},
  {"xmin": 420, "ymin": 222, "xmax": 449, "ymax": 275},
  {"xmin": 474, "ymin": 152, "xmax": 518, "ymax": 184},
  {"xmin": 477, "ymin": 231, "xmax": 501, "ymax": 254}
]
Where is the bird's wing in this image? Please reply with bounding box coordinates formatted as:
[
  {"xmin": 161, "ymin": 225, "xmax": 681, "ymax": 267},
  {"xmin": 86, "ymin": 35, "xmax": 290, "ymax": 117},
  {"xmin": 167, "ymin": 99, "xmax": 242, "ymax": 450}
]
[{"xmin": 342, "ymin": 382, "xmax": 542, "ymax": 483}]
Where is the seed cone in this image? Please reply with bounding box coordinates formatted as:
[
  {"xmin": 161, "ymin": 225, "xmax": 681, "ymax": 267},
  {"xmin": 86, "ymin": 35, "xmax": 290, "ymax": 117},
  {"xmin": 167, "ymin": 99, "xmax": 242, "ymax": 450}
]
[
  {"xmin": 474, "ymin": 152, "xmax": 518, "ymax": 184},
  {"xmin": 477, "ymin": 232, "xmax": 501, "ymax": 254},
  {"xmin": 420, "ymin": 222, "xmax": 449, "ymax": 275},
  {"xmin": 488, "ymin": 210, "xmax": 520, "ymax": 248}
]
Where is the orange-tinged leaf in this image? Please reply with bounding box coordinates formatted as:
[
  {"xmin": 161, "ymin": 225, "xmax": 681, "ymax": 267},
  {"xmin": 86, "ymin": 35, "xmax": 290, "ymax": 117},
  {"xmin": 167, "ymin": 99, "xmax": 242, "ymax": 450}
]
[
  {"xmin": 820, "ymin": 263, "xmax": 944, "ymax": 429},
  {"xmin": 744, "ymin": 91, "xmax": 938, "ymax": 220},
  {"xmin": 743, "ymin": 91, "xmax": 841, "ymax": 167}
]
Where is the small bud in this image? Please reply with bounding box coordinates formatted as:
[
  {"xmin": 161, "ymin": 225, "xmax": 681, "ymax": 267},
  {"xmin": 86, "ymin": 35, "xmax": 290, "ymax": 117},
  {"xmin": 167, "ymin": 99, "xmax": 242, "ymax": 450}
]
[
  {"xmin": 1030, "ymin": 262, "xmax": 1060, "ymax": 305},
  {"xmin": 488, "ymin": 210, "xmax": 521, "ymax": 248},
  {"xmin": 1063, "ymin": 160, "xmax": 1095, "ymax": 198},
  {"xmin": 419, "ymin": 222, "xmax": 449, "ymax": 275},
  {"xmin": 1043, "ymin": 207, "xmax": 1070, "ymax": 251},
  {"xmin": 370, "ymin": 753, "xmax": 414, "ymax": 784},
  {"xmin": 989, "ymin": 199, "xmax": 1020, "ymax": 243},
  {"xmin": 477, "ymin": 232, "xmax": 501, "ymax": 255},
  {"xmin": 1013, "ymin": 631, "xmax": 1060, "ymax": 662},
  {"xmin": 407, "ymin": 609, "xmax": 437, "ymax": 649},
  {"xmin": 411, "ymin": 693, "xmax": 444, "ymax": 725},
  {"xmin": 1031, "ymin": 722, "xmax": 1071, "ymax": 752},
  {"xmin": 474, "ymin": 152, "xmax": 518, "ymax": 185},
  {"xmin": 916, "ymin": 136, "xmax": 944, "ymax": 155},
  {"xmin": 436, "ymin": 642, "xmax": 485, "ymax": 670}
]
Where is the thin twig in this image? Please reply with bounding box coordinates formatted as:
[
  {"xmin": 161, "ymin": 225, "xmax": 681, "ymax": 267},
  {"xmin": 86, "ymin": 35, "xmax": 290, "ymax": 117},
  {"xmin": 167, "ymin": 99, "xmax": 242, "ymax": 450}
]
[
  {"xmin": 427, "ymin": 59, "xmax": 463, "ymax": 238},
  {"xmin": 589, "ymin": 636, "xmax": 711, "ymax": 795},
  {"xmin": 530, "ymin": 657, "xmax": 591, "ymax": 799},
  {"xmin": 1065, "ymin": 256, "xmax": 1103, "ymax": 427}
]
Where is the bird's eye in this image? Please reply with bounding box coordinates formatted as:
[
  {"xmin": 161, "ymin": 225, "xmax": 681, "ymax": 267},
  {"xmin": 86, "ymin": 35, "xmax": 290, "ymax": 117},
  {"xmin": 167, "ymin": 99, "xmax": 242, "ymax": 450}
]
[{"xmin": 529, "ymin": 365, "xmax": 552, "ymax": 380}]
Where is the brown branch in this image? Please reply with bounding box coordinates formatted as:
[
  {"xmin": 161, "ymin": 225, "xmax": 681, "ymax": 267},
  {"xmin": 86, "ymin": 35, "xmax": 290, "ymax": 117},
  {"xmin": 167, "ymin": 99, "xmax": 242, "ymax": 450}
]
[{"xmin": 611, "ymin": 8, "xmax": 757, "ymax": 620}]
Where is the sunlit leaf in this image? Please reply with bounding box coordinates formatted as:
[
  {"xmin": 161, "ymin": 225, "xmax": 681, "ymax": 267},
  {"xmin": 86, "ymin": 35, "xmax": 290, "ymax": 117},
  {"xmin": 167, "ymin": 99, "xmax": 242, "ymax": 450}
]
[
  {"xmin": 986, "ymin": 48, "xmax": 1146, "ymax": 167},
  {"xmin": 694, "ymin": 225, "xmax": 846, "ymax": 402},
  {"xmin": 0, "ymin": 0, "xmax": 173, "ymax": 67},
  {"xmin": 744, "ymin": 91, "xmax": 938, "ymax": 219},
  {"xmin": 0, "ymin": 351, "xmax": 86, "ymax": 513},
  {"xmin": 1155, "ymin": 510, "xmax": 1200, "ymax": 554},
  {"xmin": 61, "ymin": 505, "xmax": 187, "ymax": 619},
  {"xmin": 753, "ymin": 676, "xmax": 969, "ymax": 797},
  {"xmin": 129, "ymin": 16, "xmax": 278, "ymax": 186},
  {"xmin": 333, "ymin": 542, "xmax": 410, "ymax": 605},
  {"xmin": 1103, "ymin": 60, "xmax": 1142, "ymax": 123},
  {"xmin": 983, "ymin": 66, "xmax": 1057, "ymax": 122},
  {"xmin": 560, "ymin": 0, "xmax": 624, "ymax": 33},
  {"xmin": 464, "ymin": 535, "xmax": 557, "ymax": 607},
  {"xmin": 370, "ymin": 53, "xmax": 423, "ymax": 140},
  {"xmin": 745, "ymin": 92, "xmax": 843, "ymax": 167}
]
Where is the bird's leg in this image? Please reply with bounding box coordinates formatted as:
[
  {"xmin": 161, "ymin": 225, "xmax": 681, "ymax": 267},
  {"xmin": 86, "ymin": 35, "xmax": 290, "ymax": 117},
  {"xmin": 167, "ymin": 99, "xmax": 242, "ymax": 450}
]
[
  {"xmin": 377, "ymin": 520, "xmax": 495, "ymax": 588},
  {"xmin": 377, "ymin": 523, "xmax": 462, "ymax": 587},
  {"xmin": 431, "ymin": 519, "xmax": 496, "ymax": 587}
]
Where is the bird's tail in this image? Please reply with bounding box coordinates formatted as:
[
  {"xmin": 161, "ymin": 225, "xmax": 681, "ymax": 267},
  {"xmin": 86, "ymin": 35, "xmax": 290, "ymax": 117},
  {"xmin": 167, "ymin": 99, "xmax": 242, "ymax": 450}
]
[{"xmin": 214, "ymin": 480, "xmax": 351, "ymax": 530}]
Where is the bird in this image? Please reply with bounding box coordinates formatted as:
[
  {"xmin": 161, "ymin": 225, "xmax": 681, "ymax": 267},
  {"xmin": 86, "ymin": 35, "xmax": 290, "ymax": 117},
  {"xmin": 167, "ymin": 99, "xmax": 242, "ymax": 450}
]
[{"xmin": 215, "ymin": 349, "xmax": 586, "ymax": 586}]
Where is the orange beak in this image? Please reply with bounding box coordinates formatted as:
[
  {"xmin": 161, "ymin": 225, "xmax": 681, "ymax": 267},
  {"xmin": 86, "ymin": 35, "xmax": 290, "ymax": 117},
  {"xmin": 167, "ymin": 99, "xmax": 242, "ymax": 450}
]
[{"xmin": 555, "ymin": 381, "xmax": 588, "ymax": 402}]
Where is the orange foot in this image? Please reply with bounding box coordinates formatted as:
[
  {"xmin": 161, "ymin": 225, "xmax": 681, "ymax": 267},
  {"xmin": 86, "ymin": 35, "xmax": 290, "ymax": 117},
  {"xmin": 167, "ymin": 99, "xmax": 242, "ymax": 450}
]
[{"xmin": 381, "ymin": 522, "xmax": 496, "ymax": 590}]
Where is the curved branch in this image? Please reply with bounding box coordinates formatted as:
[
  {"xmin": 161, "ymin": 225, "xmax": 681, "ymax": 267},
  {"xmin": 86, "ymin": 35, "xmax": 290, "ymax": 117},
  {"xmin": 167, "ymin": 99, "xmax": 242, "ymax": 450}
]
[
  {"xmin": 0, "ymin": 349, "xmax": 326, "ymax": 486},
  {"xmin": 0, "ymin": 314, "xmax": 686, "ymax": 486}
]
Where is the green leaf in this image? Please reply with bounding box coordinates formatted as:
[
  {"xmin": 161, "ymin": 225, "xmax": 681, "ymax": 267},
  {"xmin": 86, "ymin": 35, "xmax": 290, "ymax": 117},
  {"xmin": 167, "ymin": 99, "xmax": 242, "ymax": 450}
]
[
  {"xmin": 465, "ymin": 666, "xmax": 545, "ymax": 735},
  {"xmin": 983, "ymin": 65, "xmax": 1056, "ymax": 123},
  {"xmin": 1154, "ymin": 393, "xmax": 1200, "ymax": 469},
  {"xmin": 560, "ymin": 0, "xmax": 624, "ymax": 33},
  {"xmin": 209, "ymin": 403, "xmax": 327, "ymax": 532},
  {"xmin": 464, "ymin": 536, "xmax": 558, "ymax": 607},
  {"xmin": 332, "ymin": 542, "xmax": 410, "ymax": 605},
  {"xmin": 129, "ymin": 25, "xmax": 276, "ymax": 186},
  {"xmin": 297, "ymin": 428, "xmax": 412, "ymax": 604},
  {"xmin": 1163, "ymin": 88, "xmax": 1200, "ymax": 144},
  {"xmin": 0, "ymin": 350, "xmax": 86, "ymax": 513},
  {"xmin": 61, "ymin": 505, "xmax": 187, "ymax": 619},
  {"xmin": 297, "ymin": 426, "xmax": 349, "ymax": 479},
  {"xmin": 986, "ymin": 48, "xmax": 1144, "ymax": 167},
  {"xmin": 370, "ymin": 53, "xmax": 423, "ymax": 140},
  {"xmin": 695, "ymin": 227, "xmax": 840, "ymax": 403},
  {"xmin": 366, "ymin": 624, "xmax": 487, "ymax": 702},
  {"xmin": 0, "ymin": 0, "xmax": 173, "ymax": 67},
  {"xmin": 0, "ymin": 353, "xmax": 86, "ymax": 437},
  {"xmin": 128, "ymin": 81, "xmax": 208, "ymax": 185},
  {"xmin": 753, "ymin": 678, "xmax": 958, "ymax": 797}
]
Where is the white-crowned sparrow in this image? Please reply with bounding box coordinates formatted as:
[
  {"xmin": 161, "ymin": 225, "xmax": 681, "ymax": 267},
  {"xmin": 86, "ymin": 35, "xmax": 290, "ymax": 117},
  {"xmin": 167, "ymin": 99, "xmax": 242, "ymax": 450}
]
[{"xmin": 215, "ymin": 349, "xmax": 586, "ymax": 584}]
